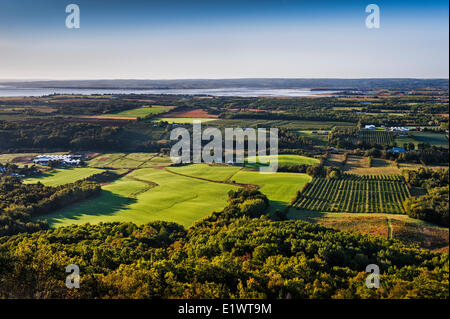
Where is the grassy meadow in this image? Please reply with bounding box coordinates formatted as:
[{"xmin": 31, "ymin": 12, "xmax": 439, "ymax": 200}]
[
  {"xmin": 166, "ymin": 164, "xmax": 241, "ymax": 182},
  {"xmin": 36, "ymin": 168, "xmax": 238, "ymax": 228},
  {"xmin": 102, "ymin": 106, "xmax": 172, "ymax": 118},
  {"xmin": 244, "ymin": 154, "xmax": 320, "ymax": 170},
  {"xmin": 24, "ymin": 168, "xmax": 105, "ymax": 186},
  {"xmin": 231, "ymin": 170, "xmax": 312, "ymax": 212}
]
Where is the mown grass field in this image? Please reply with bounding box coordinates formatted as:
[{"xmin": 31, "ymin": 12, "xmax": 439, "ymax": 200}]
[
  {"xmin": 166, "ymin": 164, "xmax": 241, "ymax": 182},
  {"xmin": 244, "ymin": 154, "xmax": 320, "ymax": 170},
  {"xmin": 166, "ymin": 161, "xmax": 312, "ymax": 212},
  {"xmin": 231, "ymin": 170, "xmax": 311, "ymax": 212},
  {"xmin": 102, "ymin": 106, "xmax": 172, "ymax": 118},
  {"xmin": 88, "ymin": 153, "xmax": 162, "ymax": 168},
  {"xmin": 37, "ymin": 168, "xmax": 238, "ymax": 228},
  {"xmin": 88, "ymin": 153, "xmax": 127, "ymax": 167},
  {"xmin": 24, "ymin": 168, "xmax": 104, "ymax": 186}
]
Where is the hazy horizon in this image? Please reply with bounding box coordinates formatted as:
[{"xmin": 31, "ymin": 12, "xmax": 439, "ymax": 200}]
[
  {"xmin": 1, "ymin": 77, "xmax": 449, "ymax": 83},
  {"xmin": 1, "ymin": 0, "xmax": 448, "ymax": 79}
]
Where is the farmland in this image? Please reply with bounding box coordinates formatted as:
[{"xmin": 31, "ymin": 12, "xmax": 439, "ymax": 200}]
[
  {"xmin": 23, "ymin": 168, "xmax": 105, "ymax": 186},
  {"xmin": 288, "ymin": 211, "xmax": 449, "ymax": 252},
  {"xmin": 395, "ymin": 132, "xmax": 449, "ymax": 149},
  {"xmin": 166, "ymin": 161, "xmax": 312, "ymax": 212},
  {"xmin": 88, "ymin": 153, "xmax": 160, "ymax": 168},
  {"xmin": 244, "ymin": 154, "xmax": 320, "ymax": 170},
  {"xmin": 296, "ymin": 130, "xmax": 330, "ymax": 146},
  {"xmin": 39, "ymin": 168, "xmax": 238, "ymax": 228},
  {"xmin": 293, "ymin": 174, "xmax": 411, "ymax": 214},
  {"xmin": 412, "ymin": 132, "xmax": 449, "ymax": 148},
  {"xmin": 152, "ymin": 117, "xmax": 217, "ymax": 124},
  {"xmin": 166, "ymin": 164, "xmax": 241, "ymax": 182},
  {"xmin": 160, "ymin": 108, "xmax": 218, "ymax": 118},
  {"xmin": 0, "ymin": 85, "xmax": 448, "ymax": 299},
  {"xmin": 231, "ymin": 170, "xmax": 312, "ymax": 212},
  {"xmin": 358, "ymin": 129, "xmax": 395, "ymax": 145},
  {"xmin": 20, "ymin": 158, "xmax": 311, "ymax": 226},
  {"xmin": 101, "ymin": 106, "xmax": 173, "ymax": 118}
]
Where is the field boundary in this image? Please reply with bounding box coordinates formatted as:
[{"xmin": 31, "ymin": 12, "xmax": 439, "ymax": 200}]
[{"xmin": 164, "ymin": 167, "xmax": 259, "ymax": 189}]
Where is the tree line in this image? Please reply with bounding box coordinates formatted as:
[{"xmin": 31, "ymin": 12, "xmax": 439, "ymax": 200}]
[
  {"xmin": 0, "ymin": 188, "xmax": 447, "ymax": 298},
  {"xmin": 0, "ymin": 176, "xmax": 101, "ymax": 236}
]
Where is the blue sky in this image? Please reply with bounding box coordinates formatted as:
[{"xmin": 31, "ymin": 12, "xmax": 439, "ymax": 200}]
[{"xmin": 0, "ymin": 0, "xmax": 448, "ymax": 79}]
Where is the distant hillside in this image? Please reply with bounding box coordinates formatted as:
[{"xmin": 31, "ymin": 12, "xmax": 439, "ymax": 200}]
[{"xmin": 1, "ymin": 78, "xmax": 448, "ymax": 90}]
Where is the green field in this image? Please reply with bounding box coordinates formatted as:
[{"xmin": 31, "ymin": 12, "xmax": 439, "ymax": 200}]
[
  {"xmin": 147, "ymin": 156, "xmax": 173, "ymax": 167},
  {"xmin": 167, "ymin": 162, "xmax": 313, "ymax": 212},
  {"xmin": 166, "ymin": 164, "xmax": 241, "ymax": 182},
  {"xmin": 244, "ymin": 154, "xmax": 319, "ymax": 170},
  {"xmin": 411, "ymin": 132, "xmax": 448, "ymax": 148},
  {"xmin": 296, "ymin": 130, "xmax": 330, "ymax": 146},
  {"xmin": 395, "ymin": 135, "xmax": 420, "ymax": 148},
  {"xmin": 395, "ymin": 132, "xmax": 448, "ymax": 149},
  {"xmin": 88, "ymin": 153, "xmax": 128, "ymax": 167},
  {"xmin": 88, "ymin": 153, "xmax": 164, "ymax": 168},
  {"xmin": 125, "ymin": 152, "xmax": 158, "ymax": 162},
  {"xmin": 24, "ymin": 168, "xmax": 105, "ymax": 186},
  {"xmin": 38, "ymin": 168, "xmax": 238, "ymax": 228},
  {"xmin": 102, "ymin": 106, "xmax": 172, "ymax": 118},
  {"xmin": 231, "ymin": 170, "xmax": 311, "ymax": 212}
]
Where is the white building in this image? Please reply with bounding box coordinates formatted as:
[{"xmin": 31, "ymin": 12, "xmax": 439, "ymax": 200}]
[
  {"xmin": 33, "ymin": 154, "xmax": 82, "ymax": 166},
  {"xmin": 364, "ymin": 125, "xmax": 376, "ymax": 130},
  {"xmin": 389, "ymin": 127, "xmax": 409, "ymax": 132}
]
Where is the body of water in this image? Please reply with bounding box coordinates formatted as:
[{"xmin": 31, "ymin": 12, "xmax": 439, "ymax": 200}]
[{"xmin": 0, "ymin": 86, "xmax": 338, "ymax": 97}]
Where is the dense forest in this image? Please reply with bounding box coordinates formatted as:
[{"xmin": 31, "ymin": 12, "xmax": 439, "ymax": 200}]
[
  {"xmin": 0, "ymin": 176, "xmax": 101, "ymax": 236},
  {"xmin": 0, "ymin": 121, "xmax": 123, "ymax": 152},
  {"xmin": 0, "ymin": 188, "xmax": 447, "ymax": 298},
  {"xmin": 403, "ymin": 169, "xmax": 449, "ymax": 226}
]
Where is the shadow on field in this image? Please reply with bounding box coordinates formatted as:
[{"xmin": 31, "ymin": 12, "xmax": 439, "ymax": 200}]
[
  {"xmin": 40, "ymin": 190, "xmax": 137, "ymax": 227},
  {"xmin": 287, "ymin": 209, "xmax": 327, "ymax": 222},
  {"xmin": 31, "ymin": 168, "xmax": 78, "ymax": 180},
  {"xmin": 268, "ymin": 200, "xmax": 290, "ymax": 214}
]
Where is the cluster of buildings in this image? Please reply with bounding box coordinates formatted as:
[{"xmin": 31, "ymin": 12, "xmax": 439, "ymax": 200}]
[
  {"xmin": 364, "ymin": 124, "xmax": 410, "ymax": 132},
  {"xmin": 32, "ymin": 154, "xmax": 85, "ymax": 166},
  {"xmin": 389, "ymin": 127, "xmax": 410, "ymax": 132},
  {"xmin": 0, "ymin": 165, "xmax": 25, "ymax": 178},
  {"xmin": 388, "ymin": 147, "xmax": 408, "ymax": 154}
]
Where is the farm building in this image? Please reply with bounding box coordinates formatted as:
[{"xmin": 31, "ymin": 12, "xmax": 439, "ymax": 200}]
[
  {"xmin": 0, "ymin": 166, "xmax": 25, "ymax": 178},
  {"xmin": 389, "ymin": 127, "xmax": 409, "ymax": 132},
  {"xmin": 32, "ymin": 154, "xmax": 84, "ymax": 166},
  {"xmin": 388, "ymin": 147, "xmax": 408, "ymax": 154},
  {"xmin": 364, "ymin": 125, "xmax": 376, "ymax": 130}
]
